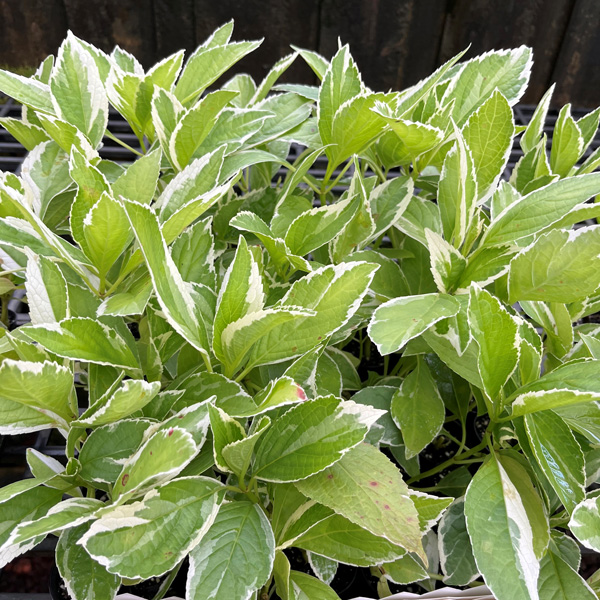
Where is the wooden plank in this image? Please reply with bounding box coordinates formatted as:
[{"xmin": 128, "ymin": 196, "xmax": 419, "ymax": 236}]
[
  {"xmin": 153, "ymin": 0, "xmax": 196, "ymax": 60},
  {"xmin": 551, "ymin": 0, "xmax": 600, "ymax": 108},
  {"xmin": 62, "ymin": 0, "xmax": 157, "ymax": 68},
  {"xmin": 0, "ymin": 0, "xmax": 68, "ymax": 70},
  {"xmin": 438, "ymin": 0, "xmax": 575, "ymax": 104},
  {"xmin": 318, "ymin": 0, "xmax": 449, "ymax": 92},
  {"xmin": 192, "ymin": 0, "xmax": 321, "ymax": 86}
]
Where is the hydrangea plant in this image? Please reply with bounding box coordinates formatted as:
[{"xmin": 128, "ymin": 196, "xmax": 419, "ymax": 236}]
[{"xmin": 1, "ymin": 21, "xmax": 600, "ymax": 600}]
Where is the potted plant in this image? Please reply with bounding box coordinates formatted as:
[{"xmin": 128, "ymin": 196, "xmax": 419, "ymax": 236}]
[{"xmin": 0, "ymin": 21, "xmax": 599, "ymax": 600}]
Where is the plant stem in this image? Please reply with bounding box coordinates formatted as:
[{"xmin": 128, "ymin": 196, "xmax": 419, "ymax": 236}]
[
  {"xmin": 105, "ymin": 130, "xmax": 144, "ymax": 157},
  {"xmin": 406, "ymin": 438, "xmax": 488, "ymax": 485},
  {"xmin": 152, "ymin": 561, "xmax": 183, "ymax": 600},
  {"xmin": 323, "ymin": 160, "xmax": 352, "ymax": 194},
  {"xmin": 1, "ymin": 292, "xmax": 10, "ymax": 328}
]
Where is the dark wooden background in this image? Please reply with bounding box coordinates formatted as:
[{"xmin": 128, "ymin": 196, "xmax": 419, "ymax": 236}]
[{"xmin": 0, "ymin": 0, "xmax": 598, "ymax": 107}]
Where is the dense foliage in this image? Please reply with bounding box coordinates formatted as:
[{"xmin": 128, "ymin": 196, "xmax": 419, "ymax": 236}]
[{"xmin": 1, "ymin": 22, "xmax": 600, "ymax": 600}]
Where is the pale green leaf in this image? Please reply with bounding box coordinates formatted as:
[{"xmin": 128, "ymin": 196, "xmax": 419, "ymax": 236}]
[
  {"xmin": 81, "ymin": 477, "xmax": 224, "ymax": 579},
  {"xmin": 550, "ymin": 104, "xmax": 583, "ymax": 177},
  {"xmin": 368, "ymin": 293, "xmax": 460, "ymax": 355},
  {"xmin": 295, "ymin": 443, "xmax": 422, "ymax": 554},
  {"xmin": 569, "ymin": 496, "xmax": 600, "ymax": 552},
  {"xmin": 187, "ymin": 501, "xmax": 275, "ymax": 600},
  {"xmin": 24, "ymin": 251, "xmax": 68, "ymax": 325}
]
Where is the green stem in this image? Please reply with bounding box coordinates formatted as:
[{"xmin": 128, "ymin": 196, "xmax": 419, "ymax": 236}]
[
  {"xmin": 0, "ymin": 267, "xmax": 25, "ymax": 277},
  {"xmin": 202, "ymin": 353, "xmax": 213, "ymax": 373},
  {"xmin": 1, "ymin": 292, "xmax": 10, "ymax": 328},
  {"xmin": 406, "ymin": 438, "xmax": 488, "ymax": 485},
  {"xmin": 323, "ymin": 160, "xmax": 352, "ymax": 194},
  {"xmin": 105, "ymin": 130, "xmax": 144, "ymax": 157},
  {"xmin": 152, "ymin": 561, "xmax": 183, "ymax": 600}
]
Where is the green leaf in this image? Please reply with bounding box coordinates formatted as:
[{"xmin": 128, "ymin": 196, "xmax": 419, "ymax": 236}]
[
  {"xmin": 251, "ymin": 92, "xmax": 312, "ymax": 144},
  {"xmin": 22, "ymin": 317, "xmax": 139, "ymax": 370},
  {"xmin": 79, "ymin": 419, "xmax": 153, "ymax": 484},
  {"xmin": 290, "ymin": 571, "xmax": 341, "ymax": 600},
  {"xmin": 521, "ymin": 84, "xmax": 554, "ymax": 153},
  {"xmin": 222, "ymin": 416, "xmax": 270, "ymax": 481},
  {"xmin": 56, "ymin": 523, "xmax": 121, "ymax": 600},
  {"xmin": 50, "ymin": 32, "xmax": 108, "ymax": 146},
  {"xmin": 464, "ymin": 453, "xmax": 540, "ymax": 600},
  {"xmin": 307, "ymin": 553, "xmax": 337, "ymax": 585},
  {"xmin": 351, "ymin": 386, "xmax": 401, "ymax": 446},
  {"xmin": 318, "ymin": 45, "xmax": 362, "ymax": 150},
  {"xmin": 425, "ymin": 228, "xmax": 467, "ymax": 293},
  {"xmin": 112, "ymin": 426, "xmax": 198, "ymax": 500},
  {"xmin": 508, "ymin": 227, "xmax": 600, "ymax": 303},
  {"xmin": 373, "ymin": 110, "xmax": 444, "ymax": 166},
  {"xmin": 537, "ymin": 549, "xmax": 597, "ymax": 600},
  {"xmin": 294, "ymin": 513, "xmax": 406, "ymax": 566},
  {"xmin": 508, "ymin": 360, "xmax": 600, "ymax": 416},
  {"xmin": 24, "ymin": 250, "xmax": 68, "ymax": 325},
  {"xmin": 187, "ymin": 501, "xmax": 275, "ymax": 600},
  {"xmin": 447, "ymin": 46, "xmax": 532, "ymax": 125},
  {"xmin": 295, "ymin": 443, "xmax": 422, "ymax": 554},
  {"xmin": 0, "ymin": 69, "xmax": 54, "ymax": 112},
  {"xmin": 8, "ymin": 498, "xmax": 102, "ymax": 547},
  {"xmin": 468, "ymin": 284, "xmax": 519, "ymax": 403},
  {"xmin": 284, "ymin": 195, "xmax": 358, "ymax": 256},
  {"xmin": 438, "ymin": 123, "xmax": 477, "ymax": 248},
  {"xmin": 391, "ymin": 357, "xmax": 445, "ymax": 458},
  {"xmin": 550, "ymin": 104, "xmax": 583, "ymax": 177},
  {"xmin": 380, "ymin": 554, "xmax": 428, "ymax": 585},
  {"xmin": 157, "ymin": 146, "xmax": 226, "ymax": 223},
  {"xmin": 175, "ymin": 40, "xmax": 262, "ymax": 105},
  {"xmin": 82, "ymin": 192, "xmax": 131, "ymax": 279},
  {"xmin": 483, "ymin": 173, "xmax": 600, "ymax": 247},
  {"xmin": 0, "ymin": 359, "xmax": 75, "ymax": 433},
  {"xmin": 524, "ymin": 410, "xmax": 585, "ymax": 514},
  {"xmin": 112, "ymin": 148, "xmax": 161, "ymax": 204},
  {"xmin": 463, "ymin": 90, "xmax": 514, "ymax": 199},
  {"xmin": 122, "ymin": 199, "xmax": 210, "ymax": 360},
  {"xmin": 0, "ymin": 482, "xmax": 62, "ymax": 568},
  {"xmin": 81, "ymin": 477, "xmax": 224, "ymax": 579},
  {"xmin": 74, "ymin": 379, "xmax": 160, "ymax": 427},
  {"xmin": 246, "ymin": 262, "xmax": 377, "ymax": 369},
  {"xmin": 252, "ymin": 52, "xmax": 298, "ymax": 103},
  {"xmin": 252, "ymin": 396, "xmax": 374, "ymax": 482},
  {"xmin": 368, "ymin": 293, "xmax": 460, "ymax": 355},
  {"xmin": 208, "ymin": 403, "xmax": 245, "ymax": 473},
  {"xmin": 0, "ymin": 117, "xmax": 50, "ymax": 151},
  {"xmin": 292, "ymin": 45, "xmax": 329, "ymax": 80},
  {"xmin": 569, "ymin": 496, "xmax": 600, "ymax": 552},
  {"xmin": 438, "ymin": 498, "xmax": 478, "ymax": 586}
]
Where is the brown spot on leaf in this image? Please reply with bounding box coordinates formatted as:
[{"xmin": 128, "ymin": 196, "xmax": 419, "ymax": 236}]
[
  {"xmin": 384, "ymin": 504, "xmax": 390, "ymax": 510},
  {"xmin": 292, "ymin": 346, "xmax": 297, "ymax": 352},
  {"xmin": 297, "ymin": 387, "xmax": 306, "ymax": 400},
  {"xmin": 121, "ymin": 474, "xmax": 129, "ymax": 487},
  {"xmin": 370, "ymin": 481, "xmax": 378, "ymax": 487},
  {"xmin": 168, "ymin": 428, "xmax": 174, "ymax": 436},
  {"xmin": 327, "ymin": 474, "xmax": 334, "ymax": 480}
]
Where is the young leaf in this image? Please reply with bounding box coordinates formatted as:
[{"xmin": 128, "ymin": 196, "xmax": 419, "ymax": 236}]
[
  {"xmin": 121, "ymin": 199, "xmax": 211, "ymax": 362},
  {"xmin": 369, "ymin": 293, "xmax": 460, "ymax": 355},
  {"xmin": 24, "ymin": 251, "xmax": 69, "ymax": 325},
  {"xmin": 0, "ymin": 69, "xmax": 54, "ymax": 113},
  {"xmin": 290, "ymin": 571, "xmax": 342, "ymax": 599},
  {"xmin": 550, "ymin": 104, "xmax": 584, "ymax": 177},
  {"xmin": 208, "ymin": 403, "xmax": 245, "ymax": 473},
  {"xmin": 295, "ymin": 443, "xmax": 422, "ymax": 554},
  {"xmin": 391, "ymin": 357, "xmax": 445, "ymax": 458},
  {"xmin": 468, "ymin": 284, "xmax": 519, "ymax": 404},
  {"xmin": 537, "ymin": 549, "xmax": 597, "ymax": 600},
  {"xmin": 187, "ymin": 501, "xmax": 275, "ymax": 600},
  {"xmin": 80, "ymin": 477, "xmax": 224, "ymax": 579},
  {"xmin": 425, "ymin": 228, "xmax": 467, "ymax": 293},
  {"xmin": 111, "ymin": 148, "xmax": 162, "ymax": 205},
  {"xmin": 462, "ymin": 90, "xmax": 514, "ymax": 200},
  {"xmin": 521, "ymin": 84, "xmax": 555, "ymax": 153},
  {"xmin": 50, "ymin": 32, "xmax": 108, "ymax": 147},
  {"xmin": 252, "ymin": 396, "xmax": 375, "ymax": 482},
  {"xmin": 438, "ymin": 123, "xmax": 477, "ymax": 248}
]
